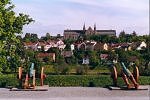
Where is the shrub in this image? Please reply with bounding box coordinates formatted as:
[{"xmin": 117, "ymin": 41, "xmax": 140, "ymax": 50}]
[
  {"xmin": 53, "ymin": 64, "xmax": 70, "ymax": 75},
  {"xmin": 0, "ymin": 74, "xmax": 18, "ymax": 87},
  {"xmin": 76, "ymin": 65, "xmax": 89, "ymax": 75}
]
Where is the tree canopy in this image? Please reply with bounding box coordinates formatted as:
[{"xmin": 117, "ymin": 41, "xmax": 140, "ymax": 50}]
[{"xmin": 0, "ymin": 0, "xmax": 33, "ymax": 73}]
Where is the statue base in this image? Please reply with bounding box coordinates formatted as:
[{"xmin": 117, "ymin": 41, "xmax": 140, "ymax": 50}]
[
  {"xmin": 108, "ymin": 85, "xmax": 148, "ymax": 90},
  {"xmin": 10, "ymin": 85, "xmax": 48, "ymax": 91}
]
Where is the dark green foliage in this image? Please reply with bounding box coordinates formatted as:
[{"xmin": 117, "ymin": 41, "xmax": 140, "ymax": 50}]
[
  {"xmin": 139, "ymin": 64, "xmax": 150, "ymax": 76},
  {"xmin": 65, "ymin": 43, "xmax": 71, "ymax": 50},
  {"xmin": 43, "ymin": 57, "xmax": 50, "ymax": 63},
  {"xmin": 76, "ymin": 65, "xmax": 89, "ymax": 75},
  {"xmin": 40, "ymin": 33, "xmax": 51, "ymax": 41},
  {"xmin": 0, "ymin": 75, "xmax": 18, "ymax": 87},
  {"xmin": 53, "ymin": 63, "xmax": 70, "ymax": 75},
  {"xmin": 65, "ymin": 56, "xmax": 78, "ymax": 65},
  {"xmin": 89, "ymin": 35, "xmax": 117, "ymax": 43},
  {"xmin": 0, "ymin": 0, "xmax": 33, "ymax": 73},
  {"xmin": 23, "ymin": 33, "xmax": 39, "ymax": 42}
]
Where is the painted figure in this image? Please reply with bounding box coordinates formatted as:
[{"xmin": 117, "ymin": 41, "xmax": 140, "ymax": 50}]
[
  {"xmin": 110, "ymin": 61, "xmax": 139, "ymax": 89},
  {"xmin": 121, "ymin": 62, "xmax": 139, "ymax": 89}
]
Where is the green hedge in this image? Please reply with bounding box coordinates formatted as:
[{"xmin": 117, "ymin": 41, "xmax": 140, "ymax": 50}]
[
  {"xmin": 0, "ymin": 74, "xmax": 18, "ymax": 87},
  {"xmin": 0, "ymin": 74, "xmax": 149, "ymax": 87},
  {"xmin": 44, "ymin": 75, "xmax": 150, "ymax": 87},
  {"xmin": 44, "ymin": 75, "xmax": 112, "ymax": 87}
]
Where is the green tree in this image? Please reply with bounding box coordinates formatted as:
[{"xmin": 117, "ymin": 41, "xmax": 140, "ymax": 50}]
[
  {"xmin": 23, "ymin": 33, "xmax": 38, "ymax": 42},
  {"xmin": 30, "ymin": 33, "xmax": 38, "ymax": 42},
  {"xmin": 118, "ymin": 31, "xmax": 126, "ymax": 42},
  {"xmin": 131, "ymin": 31, "xmax": 137, "ymax": 37},
  {"xmin": 65, "ymin": 56, "xmax": 78, "ymax": 65},
  {"xmin": 40, "ymin": 33, "xmax": 51, "ymax": 41},
  {"xmin": 23, "ymin": 33, "xmax": 31, "ymax": 42},
  {"xmin": 46, "ymin": 33, "xmax": 51, "ymax": 39},
  {"xmin": 119, "ymin": 31, "xmax": 126, "ymax": 38},
  {"xmin": 0, "ymin": 0, "xmax": 33, "ymax": 73},
  {"xmin": 88, "ymin": 51, "xmax": 99, "ymax": 68},
  {"xmin": 8, "ymin": 54, "xmax": 21, "ymax": 72}
]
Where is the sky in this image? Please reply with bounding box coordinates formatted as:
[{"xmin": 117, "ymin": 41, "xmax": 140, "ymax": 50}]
[{"xmin": 13, "ymin": 0, "xmax": 149, "ymax": 37}]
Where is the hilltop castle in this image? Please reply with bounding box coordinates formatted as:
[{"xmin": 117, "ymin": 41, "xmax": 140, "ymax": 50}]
[{"xmin": 64, "ymin": 24, "xmax": 116, "ymax": 40}]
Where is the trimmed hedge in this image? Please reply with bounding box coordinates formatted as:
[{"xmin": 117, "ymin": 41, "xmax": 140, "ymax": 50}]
[
  {"xmin": 0, "ymin": 74, "xmax": 149, "ymax": 87},
  {"xmin": 44, "ymin": 75, "xmax": 112, "ymax": 87},
  {"xmin": 44, "ymin": 75, "xmax": 150, "ymax": 87},
  {"xmin": 0, "ymin": 74, "xmax": 18, "ymax": 87}
]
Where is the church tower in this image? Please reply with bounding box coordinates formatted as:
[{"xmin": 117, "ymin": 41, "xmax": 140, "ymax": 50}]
[
  {"xmin": 83, "ymin": 23, "xmax": 86, "ymax": 31},
  {"xmin": 94, "ymin": 23, "xmax": 96, "ymax": 34}
]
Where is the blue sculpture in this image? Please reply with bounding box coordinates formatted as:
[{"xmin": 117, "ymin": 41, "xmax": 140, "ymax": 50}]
[
  {"xmin": 121, "ymin": 62, "xmax": 132, "ymax": 77},
  {"xmin": 30, "ymin": 63, "xmax": 34, "ymax": 77}
]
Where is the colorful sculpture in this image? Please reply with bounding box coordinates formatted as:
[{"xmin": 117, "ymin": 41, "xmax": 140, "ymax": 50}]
[
  {"xmin": 18, "ymin": 63, "xmax": 46, "ymax": 89},
  {"xmin": 110, "ymin": 62, "xmax": 139, "ymax": 89},
  {"xmin": 121, "ymin": 62, "xmax": 139, "ymax": 89}
]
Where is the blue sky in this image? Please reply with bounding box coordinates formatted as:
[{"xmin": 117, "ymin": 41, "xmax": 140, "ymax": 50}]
[{"xmin": 13, "ymin": 0, "xmax": 149, "ymax": 37}]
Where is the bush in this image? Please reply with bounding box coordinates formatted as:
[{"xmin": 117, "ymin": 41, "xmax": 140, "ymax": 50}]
[
  {"xmin": 76, "ymin": 66, "xmax": 84, "ymax": 75},
  {"xmin": 53, "ymin": 64, "xmax": 70, "ymax": 75},
  {"xmin": 139, "ymin": 65, "xmax": 150, "ymax": 76},
  {"xmin": 0, "ymin": 74, "xmax": 18, "ymax": 87},
  {"xmin": 76, "ymin": 65, "xmax": 89, "ymax": 75}
]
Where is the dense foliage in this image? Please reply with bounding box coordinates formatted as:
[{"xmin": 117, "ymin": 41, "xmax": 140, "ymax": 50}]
[{"xmin": 0, "ymin": 0, "xmax": 33, "ymax": 73}]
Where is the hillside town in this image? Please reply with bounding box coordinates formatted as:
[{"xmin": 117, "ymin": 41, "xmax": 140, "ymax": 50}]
[{"xmin": 15, "ymin": 24, "xmax": 149, "ymax": 76}]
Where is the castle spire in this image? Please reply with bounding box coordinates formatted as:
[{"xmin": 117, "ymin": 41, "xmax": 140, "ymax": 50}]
[
  {"xmin": 83, "ymin": 23, "xmax": 86, "ymax": 31},
  {"xmin": 94, "ymin": 23, "xmax": 96, "ymax": 31}
]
